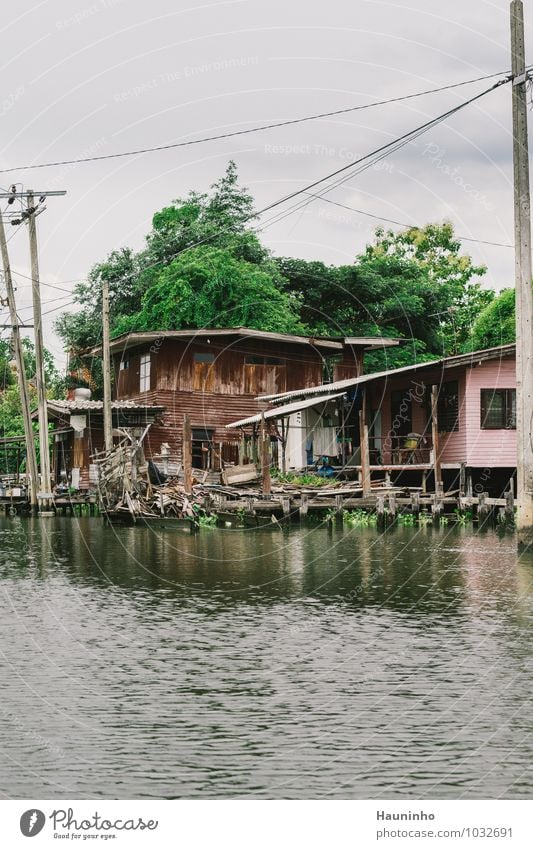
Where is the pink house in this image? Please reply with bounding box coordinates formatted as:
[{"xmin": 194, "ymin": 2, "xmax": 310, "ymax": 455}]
[{"xmin": 256, "ymin": 344, "xmax": 517, "ymax": 496}]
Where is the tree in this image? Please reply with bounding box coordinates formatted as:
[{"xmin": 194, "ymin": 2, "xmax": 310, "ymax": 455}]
[
  {"xmin": 468, "ymin": 288, "xmax": 516, "ymax": 350},
  {"xmin": 56, "ymin": 162, "xmax": 269, "ymax": 359},
  {"xmin": 115, "ymin": 247, "xmax": 303, "ymax": 335},
  {"xmin": 362, "ymin": 223, "xmax": 493, "ymax": 354}
]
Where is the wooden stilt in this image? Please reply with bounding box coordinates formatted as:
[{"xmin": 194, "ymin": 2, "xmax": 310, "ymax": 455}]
[
  {"xmin": 432, "ymin": 493, "xmax": 443, "ymax": 525},
  {"xmin": 388, "ymin": 493, "xmax": 397, "ymax": 524},
  {"xmin": 183, "ymin": 415, "xmax": 193, "ymax": 496},
  {"xmin": 359, "ymin": 397, "xmax": 371, "ymax": 498},
  {"xmin": 506, "ymin": 489, "xmax": 515, "ymax": 523},
  {"xmin": 376, "ymin": 495, "xmax": 385, "ymax": 528},
  {"xmin": 459, "ymin": 462, "xmax": 466, "ymax": 497},
  {"xmin": 431, "ymin": 385, "xmax": 442, "ymax": 494},
  {"xmin": 478, "ymin": 491, "xmax": 489, "ymax": 526},
  {"xmin": 260, "ymin": 414, "xmax": 271, "ymax": 497}
]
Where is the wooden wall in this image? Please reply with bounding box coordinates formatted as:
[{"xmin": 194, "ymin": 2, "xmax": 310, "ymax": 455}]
[
  {"xmin": 114, "ymin": 338, "xmax": 326, "ymax": 398},
  {"xmin": 112, "ymin": 337, "xmax": 333, "ymax": 463}
]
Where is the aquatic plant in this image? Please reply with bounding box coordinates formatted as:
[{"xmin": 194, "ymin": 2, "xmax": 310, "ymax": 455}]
[{"xmin": 342, "ymin": 509, "xmax": 378, "ymax": 527}]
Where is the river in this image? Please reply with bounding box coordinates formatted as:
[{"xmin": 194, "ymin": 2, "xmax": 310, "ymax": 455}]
[{"xmin": 0, "ymin": 516, "xmax": 532, "ymax": 799}]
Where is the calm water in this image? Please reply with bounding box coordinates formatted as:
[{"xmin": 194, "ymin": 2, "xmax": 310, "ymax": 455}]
[{"xmin": 0, "ymin": 516, "xmax": 532, "ymax": 799}]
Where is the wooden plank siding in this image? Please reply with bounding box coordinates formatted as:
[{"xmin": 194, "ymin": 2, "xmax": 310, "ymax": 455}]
[
  {"xmin": 464, "ymin": 357, "xmax": 516, "ymax": 467},
  {"xmin": 112, "ymin": 338, "xmax": 335, "ymax": 463}
]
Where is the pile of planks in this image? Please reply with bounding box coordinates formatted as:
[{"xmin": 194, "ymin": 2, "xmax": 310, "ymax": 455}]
[
  {"xmin": 93, "ymin": 441, "xmax": 211, "ymax": 521},
  {"xmin": 112, "ymin": 479, "xmax": 211, "ymax": 521}
]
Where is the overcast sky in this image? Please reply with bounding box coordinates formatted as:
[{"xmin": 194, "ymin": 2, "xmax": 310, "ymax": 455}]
[{"xmin": 1, "ymin": 0, "xmax": 531, "ymax": 366}]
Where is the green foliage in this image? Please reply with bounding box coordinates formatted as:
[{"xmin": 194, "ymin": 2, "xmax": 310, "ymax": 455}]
[
  {"xmin": 55, "ymin": 160, "xmax": 497, "ymax": 387},
  {"xmin": 197, "ymin": 511, "xmax": 218, "ymax": 528},
  {"xmin": 397, "ymin": 512, "xmax": 416, "ymax": 526},
  {"xmin": 360, "ymin": 223, "xmax": 492, "ymax": 354},
  {"xmin": 342, "ymin": 508, "xmax": 377, "ymax": 527},
  {"xmin": 272, "ymin": 471, "xmax": 330, "ymax": 487},
  {"xmin": 115, "ymin": 247, "xmax": 303, "ymax": 335},
  {"xmin": 468, "ymin": 288, "xmax": 516, "ymax": 350}
]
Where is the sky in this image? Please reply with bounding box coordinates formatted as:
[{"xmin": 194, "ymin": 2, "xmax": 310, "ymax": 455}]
[{"xmin": 0, "ymin": 0, "xmax": 531, "ymax": 367}]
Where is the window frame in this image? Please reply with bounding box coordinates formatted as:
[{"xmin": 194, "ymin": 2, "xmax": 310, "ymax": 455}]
[
  {"xmin": 480, "ymin": 388, "xmax": 516, "ymax": 430},
  {"xmin": 139, "ymin": 353, "xmax": 151, "ymax": 393}
]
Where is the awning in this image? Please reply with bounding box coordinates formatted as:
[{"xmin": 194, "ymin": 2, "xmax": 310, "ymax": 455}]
[{"xmin": 225, "ymin": 392, "xmax": 346, "ymax": 429}]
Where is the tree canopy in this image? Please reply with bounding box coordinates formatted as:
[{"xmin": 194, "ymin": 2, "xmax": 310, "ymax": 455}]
[
  {"xmin": 55, "ymin": 161, "xmax": 497, "ymax": 382},
  {"xmin": 469, "ymin": 288, "xmax": 516, "ymax": 350}
]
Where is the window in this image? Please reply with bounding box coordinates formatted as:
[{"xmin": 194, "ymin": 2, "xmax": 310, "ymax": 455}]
[
  {"xmin": 481, "ymin": 389, "xmax": 516, "ymax": 429},
  {"xmin": 139, "ymin": 353, "xmax": 151, "ymax": 392},
  {"xmin": 193, "ymin": 352, "xmax": 215, "ymax": 363},
  {"xmin": 437, "ymin": 381, "xmax": 459, "ymax": 433},
  {"xmin": 119, "ymin": 358, "xmax": 129, "ymax": 371}
]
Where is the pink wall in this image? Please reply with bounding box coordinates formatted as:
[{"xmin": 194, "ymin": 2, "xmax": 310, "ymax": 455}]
[
  {"xmin": 464, "ymin": 357, "xmax": 516, "ymax": 467},
  {"xmin": 367, "ymin": 356, "xmax": 516, "ymax": 468}
]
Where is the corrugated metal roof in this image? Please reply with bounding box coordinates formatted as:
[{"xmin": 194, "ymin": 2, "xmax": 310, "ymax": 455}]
[
  {"xmin": 86, "ymin": 327, "xmax": 345, "ymax": 356},
  {"xmin": 85, "ymin": 327, "xmax": 403, "ymax": 357},
  {"xmin": 225, "ymin": 392, "xmax": 345, "ymax": 429},
  {"xmin": 259, "ymin": 344, "xmax": 516, "ymax": 404},
  {"xmin": 47, "ymin": 400, "xmax": 165, "ymax": 412}
]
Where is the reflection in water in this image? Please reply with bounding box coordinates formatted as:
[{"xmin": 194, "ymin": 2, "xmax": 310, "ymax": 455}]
[{"xmin": 0, "ymin": 516, "xmax": 532, "ymax": 799}]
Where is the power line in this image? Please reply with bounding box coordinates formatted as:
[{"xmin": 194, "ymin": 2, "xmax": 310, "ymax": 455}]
[
  {"xmin": 28, "ymin": 74, "xmax": 511, "ymax": 331},
  {"xmin": 11, "ymin": 270, "xmax": 74, "ymax": 294},
  {"xmin": 254, "ymin": 77, "xmax": 511, "ymax": 222},
  {"xmin": 303, "ymin": 192, "xmax": 515, "ymax": 249},
  {"xmin": 0, "ymin": 70, "xmax": 514, "ymax": 175}
]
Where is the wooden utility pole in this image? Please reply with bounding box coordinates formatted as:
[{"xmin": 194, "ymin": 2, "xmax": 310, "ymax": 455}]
[
  {"xmin": 102, "ymin": 277, "xmax": 113, "ymax": 453},
  {"xmin": 0, "ymin": 188, "xmax": 65, "ymax": 510},
  {"xmin": 260, "ymin": 414, "xmax": 271, "ymax": 496},
  {"xmin": 27, "ymin": 191, "xmax": 51, "ymax": 501},
  {"xmin": 511, "ymin": 0, "xmax": 533, "ymax": 547},
  {"xmin": 0, "ymin": 214, "xmax": 39, "ymax": 509}
]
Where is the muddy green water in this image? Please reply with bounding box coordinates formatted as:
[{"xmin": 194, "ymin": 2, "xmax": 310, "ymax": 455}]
[{"xmin": 0, "ymin": 516, "xmax": 532, "ymax": 799}]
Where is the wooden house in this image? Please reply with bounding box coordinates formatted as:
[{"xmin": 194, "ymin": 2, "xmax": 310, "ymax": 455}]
[
  {"xmin": 80, "ymin": 327, "xmax": 399, "ymax": 476},
  {"xmin": 229, "ymin": 344, "xmax": 517, "ymax": 496}
]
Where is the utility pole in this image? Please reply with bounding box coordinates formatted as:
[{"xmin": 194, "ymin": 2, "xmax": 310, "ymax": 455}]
[
  {"xmin": 510, "ymin": 0, "xmax": 533, "ymax": 548},
  {"xmin": 0, "ymin": 188, "xmax": 66, "ymax": 511},
  {"xmin": 0, "ymin": 214, "xmax": 39, "ymax": 509},
  {"xmin": 102, "ymin": 277, "xmax": 113, "ymax": 453},
  {"xmin": 27, "ymin": 191, "xmax": 51, "ymax": 502}
]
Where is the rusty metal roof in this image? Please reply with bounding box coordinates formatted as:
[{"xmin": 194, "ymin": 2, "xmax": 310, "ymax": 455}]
[{"xmin": 84, "ymin": 327, "xmax": 401, "ymax": 357}]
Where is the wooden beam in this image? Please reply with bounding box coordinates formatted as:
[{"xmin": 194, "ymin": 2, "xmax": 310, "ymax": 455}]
[
  {"xmin": 359, "ymin": 394, "xmax": 371, "ymax": 497},
  {"xmin": 430, "ymin": 385, "xmax": 442, "ymax": 491},
  {"xmin": 260, "ymin": 414, "xmax": 271, "ymax": 496},
  {"xmin": 183, "ymin": 415, "xmax": 192, "ymax": 495}
]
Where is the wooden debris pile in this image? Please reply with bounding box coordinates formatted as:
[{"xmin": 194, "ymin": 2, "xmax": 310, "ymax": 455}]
[
  {"xmin": 113, "ymin": 479, "xmax": 211, "ymax": 521},
  {"xmin": 93, "ymin": 440, "xmax": 212, "ymax": 522}
]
